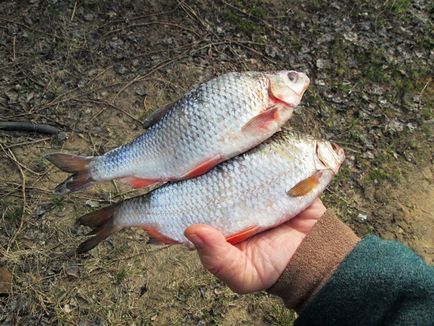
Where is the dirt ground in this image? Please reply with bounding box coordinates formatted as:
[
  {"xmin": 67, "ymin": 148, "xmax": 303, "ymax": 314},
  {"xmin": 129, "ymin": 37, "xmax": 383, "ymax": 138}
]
[{"xmin": 0, "ymin": 0, "xmax": 433, "ymax": 325}]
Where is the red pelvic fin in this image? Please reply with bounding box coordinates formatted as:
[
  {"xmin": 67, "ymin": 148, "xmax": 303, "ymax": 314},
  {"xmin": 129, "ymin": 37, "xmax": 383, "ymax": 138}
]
[
  {"xmin": 121, "ymin": 177, "xmax": 161, "ymax": 189},
  {"xmin": 287, "ymin": 170, "xmax": 323, "ymax": 197},
  {"xmin": 226, "ymin": 226, "xmax": 261, "ymax": 245},
  {"xmin": 181, "ymin": 155, "xmax": 223, "ymax": 179},
  {"xmin": 142, "ymin": 226, "xmax": 179, "ymax": 245},
  {"xmin": 242, "ymin": 107, "xmax": 280, "ymax": 134}
]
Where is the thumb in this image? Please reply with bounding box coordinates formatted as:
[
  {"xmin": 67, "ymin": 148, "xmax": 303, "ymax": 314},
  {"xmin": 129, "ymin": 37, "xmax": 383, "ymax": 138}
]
[{"xmin": 184, "ymin": 224, "xmax": 248, "ymax": 292}]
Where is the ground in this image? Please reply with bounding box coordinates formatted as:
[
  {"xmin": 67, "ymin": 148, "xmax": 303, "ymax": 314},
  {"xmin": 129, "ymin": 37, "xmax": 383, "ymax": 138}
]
[{"xmin": 0, "ymin": 0, "xmax": 433, "ymax": 325}]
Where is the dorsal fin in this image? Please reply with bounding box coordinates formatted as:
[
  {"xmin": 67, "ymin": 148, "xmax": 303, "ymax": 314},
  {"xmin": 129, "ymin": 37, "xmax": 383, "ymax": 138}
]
[{"xmin": 143, "ymin": 102, "xmax": 174, "ymax": 128}]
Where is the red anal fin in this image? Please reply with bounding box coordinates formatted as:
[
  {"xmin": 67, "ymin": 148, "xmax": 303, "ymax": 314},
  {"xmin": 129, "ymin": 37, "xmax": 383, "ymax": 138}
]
[
  {"xmin": 121, "ymin": 177, "xmax": 161, "ymax": 189},
  {"xmin": 142, "ymin": 226, "xmax": 179, "ymax": 245},
  {"xmin": 242, "ymin": 107, "xmax": 280, "ymax": 134},
  {"xmin": 181, "ymin": 155, "xmax": 223, "ymax": 179},
  {"xmin": 226, "ymin": 226, "xmax": 261, "ymax": 245},
  {"xmin": 287, "ymin": 170, "xmax": 323, "ymax": 197}
]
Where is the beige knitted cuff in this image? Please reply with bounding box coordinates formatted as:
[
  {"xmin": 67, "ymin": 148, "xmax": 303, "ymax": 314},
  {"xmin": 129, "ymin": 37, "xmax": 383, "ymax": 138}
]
[{"xmin": 268, "ymin": 210, "xmax": 360, "ymax": 312}]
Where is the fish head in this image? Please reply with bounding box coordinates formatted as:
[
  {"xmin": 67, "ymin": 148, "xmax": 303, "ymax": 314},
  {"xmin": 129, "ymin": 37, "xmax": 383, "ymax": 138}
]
[
  {"xmin": 315, "ymin": 141, "xmax": 345, "ymax": 174},
  {"xmin": 268, "ymin": 71, "xmax": 310, "ymax": 108}
]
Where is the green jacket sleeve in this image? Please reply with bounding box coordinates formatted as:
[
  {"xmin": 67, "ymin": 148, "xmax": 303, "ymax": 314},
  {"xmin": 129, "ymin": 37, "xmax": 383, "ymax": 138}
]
[{"xmin": 296, "ymin": 235, "xmax": 434, "ymax": 325}]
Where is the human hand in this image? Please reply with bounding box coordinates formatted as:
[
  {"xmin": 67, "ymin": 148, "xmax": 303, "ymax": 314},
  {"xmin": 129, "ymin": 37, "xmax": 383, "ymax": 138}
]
[{"xmin": 184, "ymin": 198, "xmax": 326, "ymax": 294}]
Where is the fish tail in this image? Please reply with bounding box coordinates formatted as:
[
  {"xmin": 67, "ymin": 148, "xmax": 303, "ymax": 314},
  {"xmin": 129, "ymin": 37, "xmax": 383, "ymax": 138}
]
[
  {"xmin": 76, "ymin": 204, "xmax": 121, "ymax": 253},
  {"xmin": 45, "ymin": 153, "xmax": 95, "ymax": 194}
]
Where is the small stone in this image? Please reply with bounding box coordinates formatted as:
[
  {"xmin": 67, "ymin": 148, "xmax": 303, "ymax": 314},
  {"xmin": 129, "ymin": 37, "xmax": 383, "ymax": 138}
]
[
  {"xmin": 5, "ymin": 90, "xmax": 18, "ymax": 102},
  {"xmin": 63, "ymin": 304, "xmax": 72, "ymax": 313},
  {"xmin": 85, "ymin": 200, "xmax": 100, "ymax": 208},
  {"xmin": 0, "ymin": 267, "xmax": 12, "ymax": 295},
  {"xmin": 385, "ymin": 119, "xmax": 404, "ymax": 134},
  {"xmin": 316, "ymin": 59, "xmax": 331, "ymax": 69},
  {"xmin": 94, "ymin": 126, "xmax": 103, "ymax": 134},
  {"xmin": 84, "ymin": 13, "xmax": 94, "ymax": 22},
  {"xmin": 34, "ymin": 206, "xmax": 47, "ymax": 218},
  {"xmin": 26, "ymin": 92, "xmax": 35, "ymax": 103},
  {"xmin": 56, "ymin": 132, "xmax": 68, "ymax": 142},
  {"xmin": 265, "ymin": 45, "xmax": 279, "ymax": 58},
  {"xmin": 135, "ymin": 86, "xmax": 147, "ymax": 96},
  {"xmin": 66, "ymin": 265, "xmax": 79, "ymax": 278},
  {"xmin": 406, "ymin": 122, "xmax": 416, "ymax": 132},
  {"xmin": 343, "ymin": 31, "xmax": 358, "ymax": 43},
  {"xmin": 115, "ymin": 64, "xmax": 127, "ymax": 75},
  {"xmin": 357, "ymin": 213, "xmax": 368, "ymax": 222}
]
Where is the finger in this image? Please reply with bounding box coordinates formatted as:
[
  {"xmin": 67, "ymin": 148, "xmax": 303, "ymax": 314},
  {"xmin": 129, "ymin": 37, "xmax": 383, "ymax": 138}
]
[
  {"xmin": 285, "ymin": 198, "xmax": 326, "ymax": 232},
  {"xmin": 184, "ymin": 224, "xmax": 251, "ymax": 293}
]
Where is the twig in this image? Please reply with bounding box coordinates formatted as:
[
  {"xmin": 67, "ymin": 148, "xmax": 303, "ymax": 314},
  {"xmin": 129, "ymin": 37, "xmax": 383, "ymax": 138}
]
[
  {"xmin": 0, "ymin": 122, "xmax": 59, "ymax": 134},
  {"xmin": 176, "ymin": 0, "xmax": 209, "ymax": 30},
  {"xmin": 111, "ymin": 180, "xmax": 121, "ymax": 199},
  {"xmin": 221, "ymin": 0, "xmax": 284, "ymax": 35},
  {"xmin": 113, "ymin": 51, "xmax": 192, "ymax": 100},
  {"xmin": 419, "ymin": 77, "xmax": 431, "ymax": 97},
  {"xmin": 104, "ymin": 21, "xmax": 202, "ymax": 39},
  {"xmin": 0, "ymin": 144, "xmax": 41, "ymax": 176},
  {"xmin": 0, "ymin": 17, "xmax": 59, "ymax": 39},
  {"xmin": 4, "ymin": 147, "xmax": 27, "ymax": 253},
  {"xmin": 236, "ymin": 42, "xmax": 278, "ymax": 65},
  {"xmin": 96, "ymin": 7, "xmax": 181, "ymax": 31},
  {"xmin": 12, "ymin": 36, "xmax": 16, "ymax": 61},
  {"xmin": 70, "ymin": 1, "xmax": 78, "ymax": 21},
  {"xmin": 71, "ymin": 98, "xmax": 143, "ymax": 125},
  {"xmin": 2, "ymin": 137, "xmax": 50, "ymax": 150}
]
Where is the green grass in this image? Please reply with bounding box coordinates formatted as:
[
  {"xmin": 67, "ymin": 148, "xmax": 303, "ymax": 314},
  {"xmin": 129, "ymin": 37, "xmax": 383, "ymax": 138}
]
[
  {"xmin": 113, "ymin": 268, "xmax": 129, "ymax": 285},
  {"xmin": 4, "ymin": 205, "xmax": 23, "ymax": 222}
]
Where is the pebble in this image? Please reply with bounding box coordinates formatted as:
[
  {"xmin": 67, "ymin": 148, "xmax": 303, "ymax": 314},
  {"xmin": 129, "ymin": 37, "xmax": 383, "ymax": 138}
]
[
  {"xmin": 85, "ymin": 199, "xmax": 100, "ymax": 208},
  {"xmin": 357, "ymin": 213, "xmax": 368, "ymax": 222},
  {"xmin": 66, "ymin": 265, "xmax": 79, "ymax": 278}
]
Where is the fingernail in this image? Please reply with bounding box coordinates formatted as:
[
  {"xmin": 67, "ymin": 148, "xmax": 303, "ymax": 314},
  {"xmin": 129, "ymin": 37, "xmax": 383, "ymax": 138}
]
[{"xmin": 186, "ymin": 233, "xmax": 204, "ymax": 249}]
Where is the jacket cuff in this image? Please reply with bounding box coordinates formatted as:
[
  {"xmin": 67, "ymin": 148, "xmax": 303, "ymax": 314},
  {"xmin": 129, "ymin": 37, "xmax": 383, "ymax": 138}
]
[{"xmin": 268, "ymin": 210, "xmax": 360, "ymax": 312}]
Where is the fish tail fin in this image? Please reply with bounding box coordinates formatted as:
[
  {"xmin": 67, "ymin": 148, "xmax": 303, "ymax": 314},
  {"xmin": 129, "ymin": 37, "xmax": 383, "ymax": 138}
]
[
  {"xmin": 76, "ymin": 204, "xmax": 121, "ymax": 253},
  {"xmin": 45, "ymin": 153, "xmax": 95, "ymax": 194}
]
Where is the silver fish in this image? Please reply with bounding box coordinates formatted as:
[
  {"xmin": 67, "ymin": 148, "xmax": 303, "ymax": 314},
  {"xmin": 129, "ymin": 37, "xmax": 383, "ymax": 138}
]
[
  {"xmin": 46, "ymin": 71, "xmax": 309, "ymax": 194},
  {"xmin": 76, "ymin": 131, "xmax": 345, "ymax": 252}
]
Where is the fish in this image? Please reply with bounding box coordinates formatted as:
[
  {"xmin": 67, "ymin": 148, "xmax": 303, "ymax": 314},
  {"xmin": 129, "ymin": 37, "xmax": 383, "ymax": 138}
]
[
  {"xmin": 45, "ymin": 70, "xmax": 310, "ymax": 194},
  {"xmin": 75, "ymin": 130, "xmax": 345, "ymax": 253}
]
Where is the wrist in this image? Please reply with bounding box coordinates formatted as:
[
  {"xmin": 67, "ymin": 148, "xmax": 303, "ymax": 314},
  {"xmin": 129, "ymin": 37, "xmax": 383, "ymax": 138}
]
[{"xmin": 268, "ymin": 210, "xmax": 360, "ymax": 312}]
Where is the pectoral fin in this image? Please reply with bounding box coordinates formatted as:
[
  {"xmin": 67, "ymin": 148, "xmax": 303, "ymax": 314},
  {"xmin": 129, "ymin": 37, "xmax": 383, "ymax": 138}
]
[
  {"xmin": 287, "ymin": 171, "xmax": 323, "ymax": 197},
  {"xmin": 242, "ymin": 107, "xmax": 280, "ymax": 134}
]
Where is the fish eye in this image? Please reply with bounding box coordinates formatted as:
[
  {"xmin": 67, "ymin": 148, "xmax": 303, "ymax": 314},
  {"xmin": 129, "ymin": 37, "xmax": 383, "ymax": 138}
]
[{"xmin": 287, "ymin": 71, "xmax": 298, "ymax": 83}]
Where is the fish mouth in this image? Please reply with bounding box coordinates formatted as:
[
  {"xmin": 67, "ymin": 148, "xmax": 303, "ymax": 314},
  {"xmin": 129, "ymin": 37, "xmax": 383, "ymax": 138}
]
[
  {"xmin": 293, "ymin": 73, "xmax": 310, "ymax": 97},
  {"xmin": 316, "ymin": 141, "xmax": 345, "ymax": 174}
]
